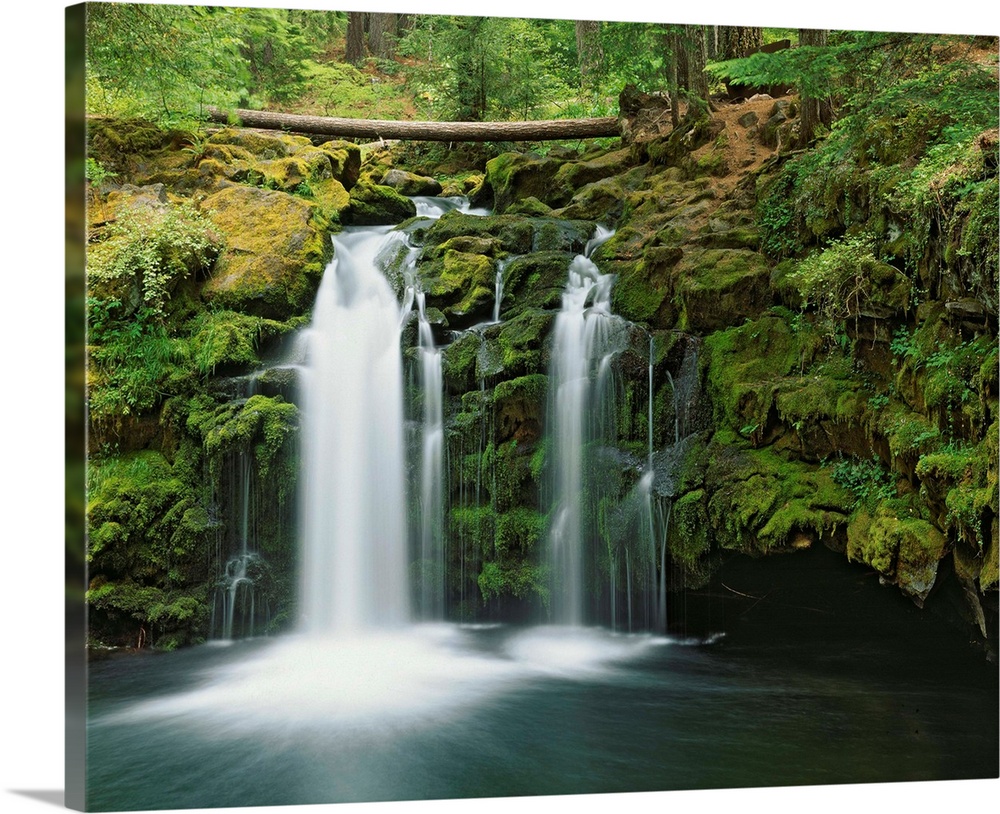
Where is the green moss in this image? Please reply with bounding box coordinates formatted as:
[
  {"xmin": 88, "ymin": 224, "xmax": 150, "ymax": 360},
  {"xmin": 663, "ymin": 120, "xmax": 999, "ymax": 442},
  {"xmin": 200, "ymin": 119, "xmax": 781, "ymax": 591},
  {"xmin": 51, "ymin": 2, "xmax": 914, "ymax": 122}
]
[
  {"xmin": 705, "ymin": 445, "xmax": 852, "ymax": 555},
  {"xmin": 491, "ymin": 308, "xmax": 554, "ymax": 377},
  {"xmin": 341, "ymin": 181, "xmax": 417, "ymax": 225},
  {"xmin": 501, "ymin": 251, "xmax": 573, "ymax": 316},
  {"xmin": 673, "ymin": 248, "xmax": 773, "ymax": 332},
  {"xmin": 482, "ymin": 439, "xmax": 533, "ymax": 513},
  {"xmin": 484, "ymin": 151, "xmax": 570, "ymax": 214},
  {"xmin": 316, "ymin": 140, "xmax": 362, "ymax": 190},
  {"xmin": 89, "ymin": 118, "xmax": 172, "ymax": 172},
  {"xmin": 200, "ymin": 185, "xmax": 332, "ymax": 320},
  {"xmin": 441, "ymin": 331, "xmax": 482, "ymax": 392},
  {"xmin": 608, "ymin": 258, "xmax": 672, "ymax": 326},
  {"xmin": 422, "ymin": 211, "xmax": 534, "ymax": 255},
  {"xmin": 477, "ymin": 560, "xmax": 550, "ymax": 606},
  {"xmin": 668, "ymin": 489, "xmax": 712, "ymax": 585},
  {"xmin": 495, "ymin": 508, "xmax": 546, "ymax": 556},
  {"xmin": 207, "ymin": 127, "xmax": 303, "ymax": 159},
  {"xmin": 846, "ymin": 505, "xmax": 947, "ymax": 601},
  {"xmin": 507, "ymin": 196, "xmax": 554, "ymax": 216},
  {"xmin": 196, "ymin": 394, "xmax": 298, "ymax": 483},
  {"xmin": 878, "ymin": 402, "xmax": 941, "ymax": 459},
  {"xmin": 187, "ymin": 310, "xmax": 290, "ymax": 375},
  {"xmin": 703, "ymin": 313, "xmax": 822, "ymax": 436},
  {"xmin": 917, "ymin": 426, "xmax": 998, "ymax": 550},
  {"xmin": 435, "ymin": 250, "xmax": 495, "ymax": 316},
  {"xmin": 86, "ymin": 450, "xmax": 210, "ymax": 648},
  {"xmin": 450, "ymin": 505, "xmax": 494, "ymax": 556}
]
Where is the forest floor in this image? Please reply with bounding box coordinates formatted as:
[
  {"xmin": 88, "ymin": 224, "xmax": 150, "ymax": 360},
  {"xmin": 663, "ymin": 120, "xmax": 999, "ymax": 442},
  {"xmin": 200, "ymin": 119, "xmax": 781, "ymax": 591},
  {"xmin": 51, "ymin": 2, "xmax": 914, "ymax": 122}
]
[{"xmin": 690, "ymin": 93, "xmax": 788, "ymax": 199}]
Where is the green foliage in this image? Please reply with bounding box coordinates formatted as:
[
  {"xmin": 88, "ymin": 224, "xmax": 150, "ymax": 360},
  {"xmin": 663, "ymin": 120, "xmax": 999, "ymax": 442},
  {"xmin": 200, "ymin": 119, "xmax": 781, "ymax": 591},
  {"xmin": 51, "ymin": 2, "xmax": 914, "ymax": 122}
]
[
  {"xmin": 830, "ymin": 456, "xmax": 896, "ymax": 511},
  {"xmin": 708, "ymin": 42, "xmax": 842, "ymax": 98},
  {"xmin": 85, "ymin": 157, "xmax": 118, "ymax": 191},
  {"xmin": 787, "ymin": 232, "xmax": 911, "ymax": 329},
  {"xmin": 237, "ymin": 7, "xmax": 316, "ymax": 102},
  {"xmin": 88, "ymin": 202, "xmax": 220, "ymax": 326},
  {"xmin": 477, "ymin": 560, "xmax": 549, "ymax": 605},
  {"xmin": 187, "ymin": 310, "xmax": 289, "ymax": 375},
  {"xmin": 293, "ymin": 59, "xmax": 413, "ymax": 119},
  {"xmin": 412, "ymin": 16, "xmax": 574, "ymax": 121},
  {"xmin": 85, "ymin": 3, "xmax": 250, "ymax": 123},
  {"xmin": 88, "ymin": 321, "xmax": 188, "ymax": 418}
]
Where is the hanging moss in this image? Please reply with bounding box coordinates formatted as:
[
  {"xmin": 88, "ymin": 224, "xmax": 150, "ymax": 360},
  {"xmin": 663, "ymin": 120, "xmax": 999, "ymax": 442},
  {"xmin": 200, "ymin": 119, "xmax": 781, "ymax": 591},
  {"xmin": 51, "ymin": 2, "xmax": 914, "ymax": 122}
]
[
  {"xmin": 86, "ymin": 450, "xmax": 211, "ymax": 649},
  {"xmin": 197, "ymin": 394, "xmax": 299, "ymax": 484}
]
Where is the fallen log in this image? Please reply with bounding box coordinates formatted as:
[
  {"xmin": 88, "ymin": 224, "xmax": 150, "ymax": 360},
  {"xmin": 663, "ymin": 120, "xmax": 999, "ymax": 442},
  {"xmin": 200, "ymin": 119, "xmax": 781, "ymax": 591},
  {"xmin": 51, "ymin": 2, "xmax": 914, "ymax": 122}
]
[{"xmin": 206, "ymin": 106, "xmax": 621, "ymax": 142}]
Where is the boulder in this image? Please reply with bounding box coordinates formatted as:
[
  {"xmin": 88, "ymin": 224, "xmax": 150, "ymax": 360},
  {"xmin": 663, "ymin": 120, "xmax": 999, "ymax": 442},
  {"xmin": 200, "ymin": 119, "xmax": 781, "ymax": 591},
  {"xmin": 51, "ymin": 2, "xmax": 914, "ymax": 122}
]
[
  {"xmin": 200, "ymin": 185, "xmax": 332, "ymax": 320},
  {"xmin": 381, "ymin": 168, "xmax": 443, "ymax": 196},
  {"xmin": 341, "ymin": 181, "xmax": 417, "ymax": 225}
]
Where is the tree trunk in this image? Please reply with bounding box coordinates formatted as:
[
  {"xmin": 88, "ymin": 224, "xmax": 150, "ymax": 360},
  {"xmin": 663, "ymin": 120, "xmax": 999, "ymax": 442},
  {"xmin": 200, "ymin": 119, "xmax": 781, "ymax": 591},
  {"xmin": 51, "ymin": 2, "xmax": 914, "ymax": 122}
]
[
  {"xmin": 797, "ymin": 28, "xmax": 831, "ymax": 147},
  {"xmin": 575, "ymin": 19, "xmax": 603, "ymax": 91},
  {"xmin": 664, "ymin": 27, "xmax": 680, "ymax": 129},
  {"xmin": 720, "ymin": 26, "xmax": 763, "ymax": 60},
  {"xmin": 684, "ymin": 25, "xmax": 711, "ymax": 117},
  {"xmin": 207, "ymin": 106, "xmax": 620, "ymax": 142},
  {"xmin": 368, "ymin": 12, "xmax": 397, "ymax": 59},
  {"xmin": 345, "ymin": 11, "xmax": 366, "ymax": 65}
]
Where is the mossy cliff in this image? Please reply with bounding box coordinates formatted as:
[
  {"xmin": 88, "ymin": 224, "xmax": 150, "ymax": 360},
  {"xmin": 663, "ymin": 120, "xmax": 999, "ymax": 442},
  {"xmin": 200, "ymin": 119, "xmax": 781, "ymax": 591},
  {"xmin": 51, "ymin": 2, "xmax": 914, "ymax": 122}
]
[{"xmin": 84, "ymin": 74, "xmax": 998, "ymax": 658}]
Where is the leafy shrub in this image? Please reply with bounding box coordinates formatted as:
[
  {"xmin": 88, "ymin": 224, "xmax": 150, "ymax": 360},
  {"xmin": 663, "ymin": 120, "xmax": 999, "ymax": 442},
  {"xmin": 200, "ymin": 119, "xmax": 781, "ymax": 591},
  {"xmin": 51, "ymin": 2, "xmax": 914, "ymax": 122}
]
[
  {"xmin": 830, "ymin": 456, "xmax": 896, "ymax": 511},
  {"xmin": 88, "ymin": 203, "xmax": 221, "ymax": 326}
]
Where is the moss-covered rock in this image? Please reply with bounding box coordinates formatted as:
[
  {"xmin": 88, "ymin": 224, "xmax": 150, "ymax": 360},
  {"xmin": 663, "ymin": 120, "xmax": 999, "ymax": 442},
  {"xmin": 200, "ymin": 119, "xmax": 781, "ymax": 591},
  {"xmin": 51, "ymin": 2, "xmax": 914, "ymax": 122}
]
[
  {"xmin": 86, "ymin": 449, "xmax": 210, "ymax": 649},
  {"xmin": 381, "ymin": 168, "xmax": 443, "ymax": 196},
  {"xmin": 341, "ymin": 180, "xmax": 417, "ymax": 225},
  {"xmin": 492, "ymin": 374, "xmax": 547, "ymax": 445},
  {"xmin": 702, "ymin": 312, "xmax": 824, "ymax": 440},
  {"xmin": 478, "ymin": 308, "xmax": 554, "ymax": 379},
  {"xmin": 420, "ymin": 249, "xmax": 496, "ymax": 327},
  {"xmin": 207, "ymin": 127, "xmax": 309, "ymax": 159},
  {"xmin": 200, "ymin": 185, "xmax": 332, "ymax": 320},
  {"xmin": 703, "ymin": 444, "xmax": 852, "ymax": 556},
  {"xmin": 846, "ymin": 505, "xmax": 947, "ymax": 604},
  {"xmin": 312, "ymin": 140, "xmax": 361, "ymax": 190},
  {"xmin": 500, "ymin": 251, "xmax": 573, "ymax": 317},
  {"xmin": 672, "ymin": 248, "xmax": 774, "ymax": 332},
  {"xmin": 485, "ymin": 151, "xmax": 572, "ymax": 214}
]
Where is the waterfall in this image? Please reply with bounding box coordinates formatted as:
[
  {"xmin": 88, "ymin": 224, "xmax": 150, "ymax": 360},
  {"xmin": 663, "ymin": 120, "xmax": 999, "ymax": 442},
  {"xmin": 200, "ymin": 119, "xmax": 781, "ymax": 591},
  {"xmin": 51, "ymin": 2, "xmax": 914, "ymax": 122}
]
[
  {"xmin": 217, "ymin": 452, "xmax": 258, "ymax": 640},
  {"xmin": 211, "ymin": 373, "xmax": 274, "ymax": 641},
  {"xmin": 492, "ymin": 261, "xmax": 506, "ymax": 323},
  {"xmin": 415, "ymin": 288, "xmax": 445, "ymax": 620},
  {"xmin": 546, "ymin": 227, "xmax": 621, "ymax": 626},
  {"xmin": 646, "ymin": 337, "xmax": 705, "ymax": 632},
  {"xmin": 299, "ymin": 227, "xmax": 410, "ymax": 634}
]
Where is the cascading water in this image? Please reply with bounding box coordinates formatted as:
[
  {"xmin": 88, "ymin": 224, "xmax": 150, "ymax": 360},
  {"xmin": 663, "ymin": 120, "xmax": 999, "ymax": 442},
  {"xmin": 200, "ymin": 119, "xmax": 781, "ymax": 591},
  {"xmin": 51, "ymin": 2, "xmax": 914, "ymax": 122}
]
[
  {"xmin": 298, "ymin": 227, "xmax": 410, "ymax": 633},
  {"xmin": 492, "ymin": 261, "xmax": 506, "ymax": 323},
  {"xmin": 414, "ymin": 287, "xmax": 445, "ymax": 619},
  {"xmin": 546, "ymin": 227, "xmax": 621, "ymax": 626},
  {"xmin": 215, "ymin": 452, "xmax": 259, "ymax": 639},
  {"xmin": 641, "ymin": 337, "xmax": 705, "ymax": 632}
]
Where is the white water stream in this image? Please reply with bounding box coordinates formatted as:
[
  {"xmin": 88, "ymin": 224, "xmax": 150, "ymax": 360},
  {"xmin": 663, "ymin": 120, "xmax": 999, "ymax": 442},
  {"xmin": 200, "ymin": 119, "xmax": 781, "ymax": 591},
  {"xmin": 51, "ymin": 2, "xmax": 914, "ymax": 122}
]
[{"xmin": 299, "ymin": 227, "xmax": 410, "ymax": 633}]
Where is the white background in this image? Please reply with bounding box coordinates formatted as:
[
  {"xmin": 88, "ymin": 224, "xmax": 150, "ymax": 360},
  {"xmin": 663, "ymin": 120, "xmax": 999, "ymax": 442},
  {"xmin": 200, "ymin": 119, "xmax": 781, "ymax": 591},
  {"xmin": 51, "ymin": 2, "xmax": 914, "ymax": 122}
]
[{"xmin": 2, "ymin": 2, "xmax": 997, "ymax": 814}]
